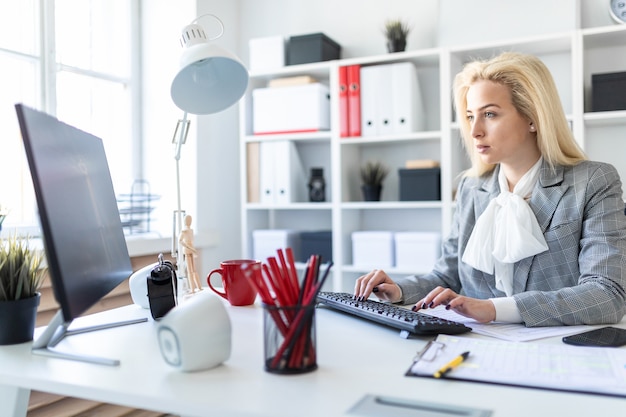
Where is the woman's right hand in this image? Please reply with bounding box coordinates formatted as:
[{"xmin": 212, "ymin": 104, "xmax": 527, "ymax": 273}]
[{"xmin": 354, "ymin": 269, "xmax": 402, "ymax": 303}]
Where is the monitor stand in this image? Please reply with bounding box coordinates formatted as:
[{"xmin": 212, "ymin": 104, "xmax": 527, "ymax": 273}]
[{"xmin": 31, "ymin": 310, "xmax": 147, "ymax": 366}]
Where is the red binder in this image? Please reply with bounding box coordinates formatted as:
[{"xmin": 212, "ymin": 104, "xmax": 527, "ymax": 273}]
[
  {"xmin": 338, "ymin": 66, "xmax": 349, "ymax": 137},
  {"xmin": 347, "ymin": 65, "xmax": 361, "ymax": 137}
]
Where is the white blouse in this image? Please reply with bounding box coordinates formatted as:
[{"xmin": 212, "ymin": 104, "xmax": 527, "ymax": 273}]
[{"xmin": 462, "ymin": 158, "xmax": 548, "ymax": 321}]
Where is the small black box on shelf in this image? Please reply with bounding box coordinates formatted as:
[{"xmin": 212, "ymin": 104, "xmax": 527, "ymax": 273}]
[
  {"xmin": 591, "ymin": 71, "xmax": 626, "ymax": 112},
  {"xmin": 287, "ymin": 33, "xmax": 341, "ymax": 66},
  {"xmin": 299, "ymin": 230, "xmax": 332, "ymax": 263},
  {"xmin": 399, "ymin": 168, "xmax": 441, "ymax": 201}
]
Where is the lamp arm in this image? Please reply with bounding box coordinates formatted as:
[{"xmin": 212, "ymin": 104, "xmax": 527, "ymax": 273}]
[
  {"xmin": 174, "ymin": 112, "xmax": 188, "ymax": 162},
  {"xmin": 172, "ymin": 112, "xmax": 189, "ymax": 267}
]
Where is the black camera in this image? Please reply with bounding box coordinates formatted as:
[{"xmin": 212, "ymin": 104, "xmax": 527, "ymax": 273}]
[
  {"xmin": 308, "ymin": 167, "xmax": 326, "ymax": 202},
  {"xmin": 147, "ymin": 254, "xmax": 178, "ymax": 320}
]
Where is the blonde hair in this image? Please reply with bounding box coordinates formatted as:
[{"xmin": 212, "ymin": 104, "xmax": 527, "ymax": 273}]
[{"xmin": 453, "ymin": 52, "xmax": 586, "ymax": 177}]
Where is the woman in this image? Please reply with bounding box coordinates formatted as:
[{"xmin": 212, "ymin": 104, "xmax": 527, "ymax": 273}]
[{"xmin": 354, "ymin": 52, "xmax": 626, "ymax": 327}]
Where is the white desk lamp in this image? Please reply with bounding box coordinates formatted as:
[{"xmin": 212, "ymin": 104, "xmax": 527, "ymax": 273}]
[
  {"xmin": 130, "ymin": 15, "xmax": 249, "ymax": 372},
  {"xmin": 169, "ymin": 14, "xmax": 249, "ymax": 293}
]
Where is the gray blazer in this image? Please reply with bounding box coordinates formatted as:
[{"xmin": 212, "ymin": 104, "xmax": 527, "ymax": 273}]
[{"xmin": 396, "ymin": 160, "xmax": 626, "ymax": 326}]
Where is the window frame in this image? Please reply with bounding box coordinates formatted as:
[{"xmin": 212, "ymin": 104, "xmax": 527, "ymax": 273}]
[{"xmin": 0, "ymin": 0, "xmax": 143, "ymax": 234}]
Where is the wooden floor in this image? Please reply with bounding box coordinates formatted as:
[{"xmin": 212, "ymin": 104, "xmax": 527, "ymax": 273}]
[
  {"xmin": 27, "ymin": 254, "xmax": 179, "ymax": 417},
  {"xmin": 28, "ymin": 391, "xmax": 178, "ymax": 417}
]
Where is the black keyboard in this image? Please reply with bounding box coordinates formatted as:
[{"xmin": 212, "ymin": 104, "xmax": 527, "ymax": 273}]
[{"xmin": 316, "ymin": 292, "xmax": 471, "ymax": 336}]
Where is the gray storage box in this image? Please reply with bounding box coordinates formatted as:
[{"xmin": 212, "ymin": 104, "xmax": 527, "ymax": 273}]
[
  {"xmin": 592, "ymin": 71, "xmax": 626, "ymax": 112},
  {"xmin": 399, "ymin": 168, "xmax": 441, "ymax": 201},
  {"xmin": 287, "ymin": 33, "xmax": 340, "ymax": 66},
  {"xmin": 299, "ymin": 231, "xmax": 332, "ymax": 263}
]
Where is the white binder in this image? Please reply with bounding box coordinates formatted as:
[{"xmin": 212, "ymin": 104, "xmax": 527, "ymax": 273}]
[
  {"xmin": 259, "ymin": 141, "xmax": 276, "ymax": 204},
  {"xmin": 360, "ymin": 65, "xmax": 380, "ymax": 137},
  {"xmin": 391, "ymin": 62, "xmax": 424, "ymax": 134},
  {"xmin": 376, "ymin": 64, "xmax": 395, "ymax": 136},
  {"xmin": 259, "ymin": 141, "xmax": 305, "ymax": 204},
  {"xmin": 360, "ymin": 63, "xmax": 425, "ymax": 136},
  {"xmin": 274, "ymin": 140, "xmax": 304, "ymax": 204}
]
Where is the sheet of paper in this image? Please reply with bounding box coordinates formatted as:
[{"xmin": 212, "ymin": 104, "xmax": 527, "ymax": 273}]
[
  {"xmin": 408, "ymin": 334, "xmax": 626, "ymax": 397},
  {"xmin": 420, "ymin": 305, "xmax": 600, "ymax": 342}
]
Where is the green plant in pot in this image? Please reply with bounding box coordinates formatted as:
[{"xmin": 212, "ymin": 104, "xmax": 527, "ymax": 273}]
[
  {"xmin": 360, "ymin": 160, "xmax": 389, "ymax": 201},
  {"xmin": 383, "ymin": 19, "xmax": 411, "ymax": 53},
  {"xmin": 0, "ymin": 234, "xmax": 46, "ymax": 345}
]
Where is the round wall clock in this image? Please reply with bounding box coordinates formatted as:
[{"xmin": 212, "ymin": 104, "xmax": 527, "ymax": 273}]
[{"xmin": 610, "ymin": 0, "xmax": 626, "ymax": 24}]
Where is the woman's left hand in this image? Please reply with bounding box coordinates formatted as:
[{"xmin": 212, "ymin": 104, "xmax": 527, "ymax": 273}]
[{"xmin": 415, "ymin": 286, "xmax": 496, "ymax": 323}]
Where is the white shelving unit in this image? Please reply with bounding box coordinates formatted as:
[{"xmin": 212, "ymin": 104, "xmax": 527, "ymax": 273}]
[{"xmin": 239, "ymin": 25, "xmax": 626, "ymax": 293}]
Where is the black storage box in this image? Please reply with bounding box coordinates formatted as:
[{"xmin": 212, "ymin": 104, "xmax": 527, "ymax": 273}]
[
  {"xmin": 287, "ymin": 33, "xmax": 340, "ymax": 66},
  {"xmin": 399, "ymin": 168, "xmax": 441, "ymax": 201},
  {"xmin": 592, "ymin": 71, "xmax": 626, "ymax": 112},
  {"xmin": 299, "ymin": 230, "xmax": 333, "ymax": 263}
]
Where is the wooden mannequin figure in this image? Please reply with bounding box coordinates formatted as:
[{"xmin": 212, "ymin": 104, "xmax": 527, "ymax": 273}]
[{"xmin": 179, "ymin": 214, "xmax": 202, "ymax": 293}]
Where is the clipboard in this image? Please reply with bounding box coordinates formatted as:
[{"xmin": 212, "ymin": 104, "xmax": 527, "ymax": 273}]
[{"xmin": 406, "ymin": 334, "xmax": 626, "ymax": 398}]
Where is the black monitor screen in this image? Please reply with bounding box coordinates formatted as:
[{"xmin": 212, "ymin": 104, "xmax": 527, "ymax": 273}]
[{"xmin": 16, "ymin": 104, "xmax": 132, "ymax": 323}]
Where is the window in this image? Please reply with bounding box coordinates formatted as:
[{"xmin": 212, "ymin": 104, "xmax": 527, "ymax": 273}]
[{"xmin": 0, "ymin": 0, "xmax": 139, "ymax": 232}]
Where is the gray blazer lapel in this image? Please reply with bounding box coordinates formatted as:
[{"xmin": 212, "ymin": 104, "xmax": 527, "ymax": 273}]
[
  {"xmin": 530, "ymin": 163, "xmax": 567, "ymax": 233},
  {"xmin": 473, "ymin": 167, "xmax": 500, "ymax": 215},
  {"xmin": 514, "ymin": 162, "xmax": 568, "ymax": 293}
]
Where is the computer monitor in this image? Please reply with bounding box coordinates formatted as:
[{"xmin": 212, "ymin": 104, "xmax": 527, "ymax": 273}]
[{"xmin": 15, "ymin": 103, "xmax": 146, "ymax": 366}]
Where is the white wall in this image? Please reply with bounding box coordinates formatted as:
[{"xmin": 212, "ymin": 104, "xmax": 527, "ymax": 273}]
[
  {"xmin": 235, "ymin": 0, "xmax": 617, "ymax": 64},
  {"xmin": 237, "ymin": 0, "xmax": 439, "ymax": 61},
  {"xmin": 193, "ymin": 1, "xmax": 244, "ymax": 273}
]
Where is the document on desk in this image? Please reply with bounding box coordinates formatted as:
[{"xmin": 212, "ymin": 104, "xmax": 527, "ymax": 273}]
[
  {"xmin": 407, "ymin": 334, "xmax": 626, "ymax": 398},
  {"xmin": 420, "ymin": 306, "xmax": 599, "ymax": 342}
]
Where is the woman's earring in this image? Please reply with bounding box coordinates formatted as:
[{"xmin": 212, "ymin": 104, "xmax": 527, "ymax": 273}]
[{"xmin": 530, "ymin": 124, "xmax": 536, "ymax": 132}]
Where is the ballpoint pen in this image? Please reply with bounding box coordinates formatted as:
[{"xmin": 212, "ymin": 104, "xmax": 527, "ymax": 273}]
[{"xmin": 433, "ymin": 351, "xmax": 470, "ymax": 378}]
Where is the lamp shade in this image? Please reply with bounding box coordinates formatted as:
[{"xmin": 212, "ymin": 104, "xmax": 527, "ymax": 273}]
[{"xmin": 171, "ymin": 23, "xmax": 249, "ymax": 115}]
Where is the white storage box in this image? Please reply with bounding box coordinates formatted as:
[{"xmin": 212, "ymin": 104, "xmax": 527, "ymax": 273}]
[
  {"xmin": 249, "ymin": 36, "xmax": 285, "ymax": 72},
  {"xmin": 351, "ymin": 231, "xmax": 394, "ymax": 269},
  {"xmin": 253, "ymin": 83, "xmax": 330, "ymax": 135},
  {"xmin": 252, "ymin": 229, "xmax": 301, "ymax": 263},
  {"xmin": 394, "ymin": 232, "xmax": 441, "ymax": 270}
]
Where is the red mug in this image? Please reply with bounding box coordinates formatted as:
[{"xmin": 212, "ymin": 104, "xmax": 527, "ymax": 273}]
[{"xmin": 207, "ymin": 260, "xmax": 260, "ymax": 306}]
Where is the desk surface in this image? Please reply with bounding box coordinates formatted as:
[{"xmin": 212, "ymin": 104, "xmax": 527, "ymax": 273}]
[{"xmin": 0, "ymin": 295, "xmax": 624, "ymax": 417}]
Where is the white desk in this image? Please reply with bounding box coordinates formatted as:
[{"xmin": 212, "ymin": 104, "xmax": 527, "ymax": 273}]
[{"xmin": 0, "ymin": 297, "xmax": 624, "ymax": 417}]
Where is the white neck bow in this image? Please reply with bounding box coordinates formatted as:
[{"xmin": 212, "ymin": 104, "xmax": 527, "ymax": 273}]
[{"xmin": 462, "ymin": 158, "xmax": 548, "ymax": 296}]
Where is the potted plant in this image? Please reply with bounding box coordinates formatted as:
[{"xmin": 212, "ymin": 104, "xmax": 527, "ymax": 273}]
[
  {"xmin": 360, "ymin": 160, "xmax": 389, "ymax": 201},
  {"xmin": 383, "ymin": 19, "xmax": 411, "ymax": 53},
  {"xmin": 0, "ymin": 234, "xmax": 46, "ymax": 345}
]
